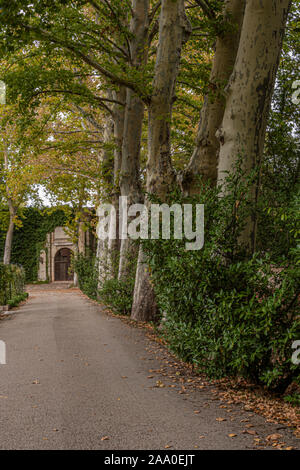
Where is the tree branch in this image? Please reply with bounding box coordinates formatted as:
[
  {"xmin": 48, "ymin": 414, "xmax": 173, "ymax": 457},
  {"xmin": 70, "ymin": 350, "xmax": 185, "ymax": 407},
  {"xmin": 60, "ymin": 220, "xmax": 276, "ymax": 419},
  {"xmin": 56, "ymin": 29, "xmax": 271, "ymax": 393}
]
[
  {"xmin": 25, "ymin": 25, "xmax": 148, "ymax": 100},
  {"xmin": 73, "ymin": 105, "xmax": 104, "ymax": 131},
  {"xmin": 149, "ymin": 1, "xmax": 161, "ymax": 24},
  {"xmin": 148, "ymin": 19, "xmax": 159, "ymax": 46},
  {"xmin": 194, "ymin": 0, "xmax": 216, "ymax": 19},
  {"xmin": 29, "ymin": 88, "xmax": 116, "ymax": 115},
  {"xmin": 100, "ymin": 0, "xmax": 131, "ymax": 56},
  {"xmin": 87, "ymin": 0, "xmax": 102, "ymax": 13}
]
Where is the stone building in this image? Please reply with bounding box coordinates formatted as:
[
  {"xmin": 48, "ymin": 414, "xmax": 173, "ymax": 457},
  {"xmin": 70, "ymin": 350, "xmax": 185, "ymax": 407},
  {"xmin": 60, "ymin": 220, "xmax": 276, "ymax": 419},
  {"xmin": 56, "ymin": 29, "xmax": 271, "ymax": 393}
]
[{"xmin": 38, "ymin": 224, "xmax": 94, "ymax": 282}]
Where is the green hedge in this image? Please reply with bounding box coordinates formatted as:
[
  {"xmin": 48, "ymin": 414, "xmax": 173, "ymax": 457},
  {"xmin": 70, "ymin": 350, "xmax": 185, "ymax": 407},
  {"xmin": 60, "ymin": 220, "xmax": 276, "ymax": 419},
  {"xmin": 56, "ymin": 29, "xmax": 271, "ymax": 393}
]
[
  {"xmin": 0, "ymin": 264, "xmax": 26, "ymax": 305},
  {"xmin": 142, "ymin": 176, "xmax": 300, "ymax": 393},
  {"xmin": 73, "ymin": 253, "xmax": 99, "ymax": 300}
]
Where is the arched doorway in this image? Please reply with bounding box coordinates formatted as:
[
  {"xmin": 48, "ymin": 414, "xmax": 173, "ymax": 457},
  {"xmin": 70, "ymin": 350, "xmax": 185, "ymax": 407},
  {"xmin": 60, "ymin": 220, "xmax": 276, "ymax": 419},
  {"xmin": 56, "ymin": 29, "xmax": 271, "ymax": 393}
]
[{"xmin": 54, "ymin": 248, "xmax": 73, "ymax": 281}]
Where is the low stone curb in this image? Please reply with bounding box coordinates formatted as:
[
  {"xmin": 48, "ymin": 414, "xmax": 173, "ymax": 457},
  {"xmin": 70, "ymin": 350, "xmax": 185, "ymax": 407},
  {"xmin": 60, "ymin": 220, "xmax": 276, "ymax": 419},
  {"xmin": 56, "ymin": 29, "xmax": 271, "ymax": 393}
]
[{"xmin": 0, "ymin": 305, "xmax": 10, "ymax": 313}]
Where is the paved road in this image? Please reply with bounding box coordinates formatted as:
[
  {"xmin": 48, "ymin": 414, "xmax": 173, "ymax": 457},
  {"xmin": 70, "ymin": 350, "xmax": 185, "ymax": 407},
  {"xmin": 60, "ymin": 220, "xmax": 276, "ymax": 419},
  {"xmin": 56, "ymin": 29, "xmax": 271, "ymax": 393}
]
[{"xmin": 0, "ymin": 284, "xmax": 298, "ymax": 450}]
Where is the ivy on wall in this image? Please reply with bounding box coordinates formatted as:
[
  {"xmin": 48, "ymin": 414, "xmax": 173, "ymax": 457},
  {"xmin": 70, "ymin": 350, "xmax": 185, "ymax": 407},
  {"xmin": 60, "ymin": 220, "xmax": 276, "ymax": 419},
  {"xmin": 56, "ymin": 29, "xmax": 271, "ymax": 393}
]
[
  {"xmin": 0, "ymin": 264, "xmax": 26, "ymax": 305},
  {"xmin": 0, "ymin": 208, "xmax": 68, "ymax": 282}
]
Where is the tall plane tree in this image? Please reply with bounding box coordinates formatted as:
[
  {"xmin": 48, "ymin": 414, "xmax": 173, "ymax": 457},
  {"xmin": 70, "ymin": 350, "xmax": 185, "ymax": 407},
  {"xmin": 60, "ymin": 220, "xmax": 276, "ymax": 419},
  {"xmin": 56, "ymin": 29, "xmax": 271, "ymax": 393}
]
[
  {"xmin": 131, "ymin": 0, "xmax": 191, "ymax": 321},
  {"xmin": 217, "ymin": 0, "xmax": 292, "ymax": 252},
  {"xmin": 182, "ymin": 0, "xmax": 246, "ymax": 192}
]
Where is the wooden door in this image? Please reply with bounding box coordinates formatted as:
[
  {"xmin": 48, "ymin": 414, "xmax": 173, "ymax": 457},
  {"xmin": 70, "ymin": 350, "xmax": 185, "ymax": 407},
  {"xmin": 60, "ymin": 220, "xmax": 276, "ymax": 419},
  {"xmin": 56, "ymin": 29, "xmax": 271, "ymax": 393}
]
[{"xmin": 54, "ymin": 248, "xmax": 73, "ymax": 281}]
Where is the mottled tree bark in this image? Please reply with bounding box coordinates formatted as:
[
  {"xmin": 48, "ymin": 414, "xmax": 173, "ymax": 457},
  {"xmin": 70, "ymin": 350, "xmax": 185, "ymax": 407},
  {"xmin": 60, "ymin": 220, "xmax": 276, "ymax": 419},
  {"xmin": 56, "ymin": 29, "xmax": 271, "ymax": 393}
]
[
  {"xmin": 131, "ymin": 0, "xmax": 191, "ymax": 322},
  {"xmin": 181, "ymin": 0, "xmax": 245, "ymax": 193},
  {"xmin": 118, "ymin": 0, "xmax": 149, "ymax": 280},
  {"xmin": 73, "ymin": 197, "xmax": 85, "ymax": 286},
  {"xmin": 107, "ymin": 87, "xmax": 126, "ymax": 279},
  {"xmin": 217, "ymin": 0, "xmax": 291, "ymax": 252},
  {"xmin": 97, "ymin": 112, "xmax": 114, "ymax": 285}
]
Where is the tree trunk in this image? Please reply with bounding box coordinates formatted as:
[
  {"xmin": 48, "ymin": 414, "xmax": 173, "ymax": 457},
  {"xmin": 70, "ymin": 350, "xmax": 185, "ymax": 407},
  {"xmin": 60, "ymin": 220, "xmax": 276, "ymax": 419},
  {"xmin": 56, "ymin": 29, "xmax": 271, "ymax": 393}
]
[
  {"xmin": 118, "ymin": 0, "xmax": 149, "ymax": 281},
  {"xmin": 118, "ymin": 89, "xmax": 145, "ymax": 279},
  {"xmin": 97, "ymin": 112, "xmax": 114, "ymax": 285},
  {"xmin": 3, "ymin": 145, "xmax": 16, "ymax": 266},
  {"xmin": 107, "ymin": 87, "xmax": 126, "ymax": 279},
  {"xmin": 181, "ymin": 0, "xmax": 245, "ymax": 193},
  {"xmin": 73, "ymin": 212, "xmax": 84, "ymax": 286},
  {"xmin": 217, "ymin": 0, "xmax": 291, "ymax": 252},
  {"xmin": 131, "ymin": 0, "xmax": 191, "ymax": 322},
  {"xmin": 3, "ymin": 199, "xmax": 16, "ymax": 265}
]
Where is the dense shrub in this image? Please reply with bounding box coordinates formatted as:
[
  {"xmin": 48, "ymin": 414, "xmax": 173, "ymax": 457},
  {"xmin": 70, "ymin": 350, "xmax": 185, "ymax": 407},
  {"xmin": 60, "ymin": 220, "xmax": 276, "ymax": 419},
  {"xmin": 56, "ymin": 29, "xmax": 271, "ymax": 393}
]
[
  {"xmin": 100, "ymin": 277, "xmax": 135, "ymax": 316},
  {"xmin": 0, "ymin": 264, "xmax": 26, "ymax": 305},
  {"xmin": 142, "ymin": 173, "xmax": 299, "ymax": 392},
  {"xmin": 7, "ymin": 292, "xmax": 28, "ymax": 308},
  {"xmin": 73, "ymin": 253, "xmax": 99, "ymax": 300}
]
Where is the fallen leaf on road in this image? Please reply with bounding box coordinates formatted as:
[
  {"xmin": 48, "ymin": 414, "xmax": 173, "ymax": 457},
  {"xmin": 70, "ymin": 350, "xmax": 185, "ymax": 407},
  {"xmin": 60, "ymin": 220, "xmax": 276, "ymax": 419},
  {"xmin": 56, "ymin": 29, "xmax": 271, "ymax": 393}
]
[
  {"xmin": 228, "ymin": 434, "xmax": 237, "ymax": 438},
  {"xmin": 266, "ymin": 433, "xmax": 282, "ymax": 441},
  {"xmin": 243, "ymin": 430, "xmax": 257, "ymax": 435},
  {"xmin": 165, "ymin": 445, "xmax": 172, "ymax": 449},
  {"xmin": 155, "ymin": 380, "xmax": 165, "ymax": 388},
  {"xmin": 244, "ymin": 404, "xmax": 253, "ymax": 411},
  {"xmin": 216, "ymin": 417, "xmax": 226, "ymax": 422},
  {"xmin": 32, "ymin": 379, "xmax": 40, "ymax": 384},
  {"xmin": 101, "ymin": 436, "xmax": 109, "ymax": 441},
  {"xmin": 194, "ymin": 410, "xmax": 200, "ymax": 414}
]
